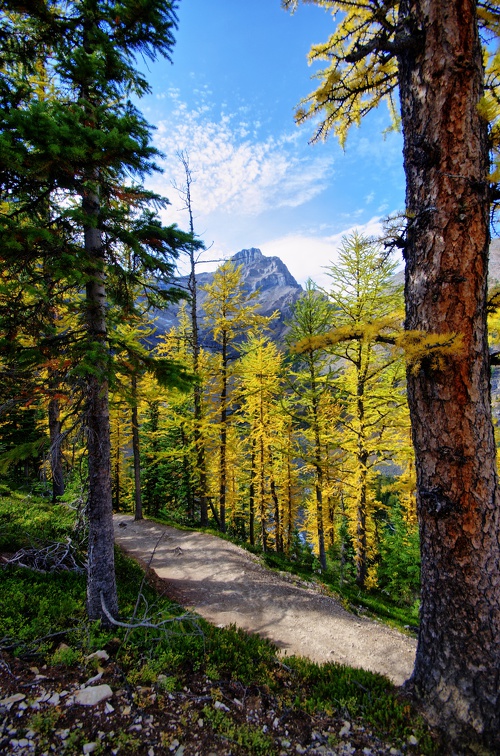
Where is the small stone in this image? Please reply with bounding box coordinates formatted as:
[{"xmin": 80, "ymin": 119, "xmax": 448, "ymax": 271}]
[
  {"xmin": 128, "ymin": 724, "xmax": 142, "ymax": 732},
  {"xmin": 85, "ymin": 650, "xmax": 109, "ymax": 662},
  {"xmin": 273, "ymin": 717, "xmax": 280, "ymax": 728},
  {"xmin": 148, "ymin": 750, "xmax": 155, "ymax": 756},
  {"xmin": 281, "ymin": 739, "xmax": 291, "ymax": 748},
  {"xmin": 339, "ymin": 721, "xmax": 351, "ymax": 737},
  {"xmin": 295, "ymin": 746, "xmax": 305, "ymax": 754},
  {"xmin": 169, "ymin": 739, "xmax": 179, "ymax": 751},
  {"xmin": 74, "ymin": 685, "xmax": 113, "ymax": 706},
  {"xmin": 390, "ymin": 749, "xmax": 402, "ymax": 756},
  {"xmin": 84, "ymin": 672, "xmax": 103, "ymax": 687},
  {"xmin": 104, "ymin": 702, "xmax": 114, "ymax": 714},
  {"xmin": 18, "ymin": 738, "xmax": 29, "ymax": 747},
  {"xmin": 214, "ymin": 700, "xmax": 229, "ymax": 712},
  {"xmin": 0, "ymin": 694, "xmax": 25, "ymax": 707},
  {"xmin": 47, "ymin": 693, "xmax": 60, "ymax": 706},
  {"xmin": 197, "ymin": 719, "xmax": 203, "ymax": 727},
  {"xmin": 57, "ymin": 730, "xmax": 70, "ymax": 740},
  {"xmin": 363, "ymin": 749, "xmax": 373, "ymax": 755},
  {"xmin": 175, "ymin": 747, "xmax": 185, "ymax": 756},
  {"xmin": 83, "ymin": 744, "xmax": 97, "ymax": 754},
  {"xmin": 25, "ymin": 730, "xmax": 35, "ymax": 739},
  {"xmin": 18, "ymin": 702, "xmax": 27, "ymax": 710},
  {"xmin": 408, "ymin": 735, "xmax": 418, "ymax": 746},
  {"xmin": 30, "ymin": 667, "xmax": 40, "ymax": 675}
]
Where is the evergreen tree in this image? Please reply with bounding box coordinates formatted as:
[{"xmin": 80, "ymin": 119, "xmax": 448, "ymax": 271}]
[{"xmin": 0, "ymin": 0, "xmax": 197, "ymax": 625}]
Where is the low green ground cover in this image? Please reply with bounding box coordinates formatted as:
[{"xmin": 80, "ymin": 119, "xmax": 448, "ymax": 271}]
[{"xmin": 0, "ymin": 494, "xmax": 436, "ymax": 753}]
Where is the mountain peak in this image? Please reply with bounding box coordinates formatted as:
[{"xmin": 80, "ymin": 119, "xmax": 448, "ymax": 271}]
[
  {"xmin": 232, "ymin": 247, "xmax": 264, "ymax": 265},
  {"xmin": 230, "ymin": 247, "xmax": 301, "ymax": 293}
]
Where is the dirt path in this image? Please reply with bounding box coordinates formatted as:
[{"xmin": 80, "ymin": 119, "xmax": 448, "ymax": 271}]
[{"xmin": 113, "ymin": 514, "xmax": 416, "ymax": 686}]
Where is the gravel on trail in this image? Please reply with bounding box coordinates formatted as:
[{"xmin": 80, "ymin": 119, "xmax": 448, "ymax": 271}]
[{"xmin": 113, "ymin": 515, "xmax": 416, "ymax": 687}]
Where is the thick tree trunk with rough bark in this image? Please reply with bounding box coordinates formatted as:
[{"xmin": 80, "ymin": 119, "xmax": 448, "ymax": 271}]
[
  {"xmin": 398, "ymin": 0, "xmax": 500, "ymax": 747},
  {"xmin": 83, "ymin": 190, "xmax": 119, "ymax": 626}
]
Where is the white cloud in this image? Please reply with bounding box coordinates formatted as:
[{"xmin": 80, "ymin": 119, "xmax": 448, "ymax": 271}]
[
  {"xmin": 261, "ymin": 217, "xmax": 387, "ymax": 289},
  {"xmin": 150, "ymin": 100, "xmax": 333, "ymax": 221}
]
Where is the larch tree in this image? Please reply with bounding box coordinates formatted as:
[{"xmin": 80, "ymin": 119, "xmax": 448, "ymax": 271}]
[
  {"xmin": 202, "ymin": 261, "xmax": 273, "ymax": 532},
  {"xmin": 286, "ymin": 280, "xmax": 339, "ymax": 571},
  {"xmin": 325, "ymin": 233, "xmax": 406, "ymax": 589},
  {"xmin": 237, "ymin": 334, "xmax": 287, "ymax": 551},
  {"xmin": 284, "ymin": 0, "xmax": 500, "ymax": 747}
]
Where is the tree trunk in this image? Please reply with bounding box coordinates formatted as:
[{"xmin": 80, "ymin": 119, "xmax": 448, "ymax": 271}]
[
  {"xmin": 131, "ymin": 373, "xmax": 142, "ymax": 521},
  {"xmin": 48, "ymin": 395, "xmax": 64, "ymax": 502},
  {"xmin": 311, "ymin": 384, "xmax": 327, "ymax": 571},
  {"xmin": 83, "ymin": 188, "xmax": 118, "ymax": 626},
  {"xmin": 355, "ymin": 460, "xmax": 367, "ymax": 589},
  {"xmin": 219, "ymin": 333, "xmax": 228, "ymax": 533},
  {"xmin": 269, "ymin": 457, "xmax": 282, "ymax": 552},
  {"xmin": 113, "ymin": 416, "xmax": 121, "ymax": 511},
  {"xmin": 249, "ymin": 440, "xmax": 256, "ymax": 546},
  {"xmin": 259, "ymin": 436, "xmax": 268, "ymax": 552},
  {"xmin": 398, "ymin": 0, "xmax": 500, "ymax": 747}
]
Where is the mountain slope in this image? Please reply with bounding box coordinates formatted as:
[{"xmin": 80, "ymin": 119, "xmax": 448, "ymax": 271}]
[{"xmin": 153, "ymin": 247, "xmax": 304, "ymax": 343}]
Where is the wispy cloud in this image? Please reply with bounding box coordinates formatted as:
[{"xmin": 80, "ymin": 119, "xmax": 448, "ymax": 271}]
[{"xmin": 150, "ymin": 97, "xmax": 333, "ymax": 221}]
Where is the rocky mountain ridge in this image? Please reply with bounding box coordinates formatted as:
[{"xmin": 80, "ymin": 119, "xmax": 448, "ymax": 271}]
[
  {"xmin": 154, "ymin": 240, "xmax": 500, "ymax": 347},
  {"xmin": 153, "ymin": 247, "xmax": 304, "ymax": 343}
]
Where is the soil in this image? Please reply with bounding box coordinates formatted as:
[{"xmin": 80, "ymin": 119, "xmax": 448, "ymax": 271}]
[{"xmin": 113, "ymin": 515, "xmax": 416, "ymax": 687}]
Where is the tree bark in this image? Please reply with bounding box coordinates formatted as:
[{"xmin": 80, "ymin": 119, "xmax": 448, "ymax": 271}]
[
  {"xmin": 131, "ymin": 373, "xmax": 143, "ymax": 521},
  {"xmin": 83, "ymin": 189, "xmax": 119, "ymax": 625},
  {"xmin": 311, "ymin": 377, "xmax": 327, "ymax": 571},
  {"xmin": 249, "ymin": 440, "xmax": 256, "ymax": 547},
  {"xmin": 219, "ymin": 332, "xmax": 228, "ymax": 533},
  {"xmin": 48, "ymin": 395, "xmax": 64, "ymax": 502},
  {"xmin": 398, "ymin": 0, "xmax": 500, "ymax": 747}
]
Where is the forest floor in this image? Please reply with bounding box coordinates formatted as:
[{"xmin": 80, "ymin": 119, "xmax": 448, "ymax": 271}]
[{"xmin": 113, "ymin": 515, "xmax": 416, "ymax": 687}]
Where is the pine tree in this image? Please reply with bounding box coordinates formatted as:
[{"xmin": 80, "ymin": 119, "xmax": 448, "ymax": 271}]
[{"xmin": 0, "ymin": 0, "xmax": 196, "ymax": 625}]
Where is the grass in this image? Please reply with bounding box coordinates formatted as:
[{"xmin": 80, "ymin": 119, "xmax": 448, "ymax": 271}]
[{"xmin": 0, "ymin": 493, "xmax": 438, "ymax": 754}]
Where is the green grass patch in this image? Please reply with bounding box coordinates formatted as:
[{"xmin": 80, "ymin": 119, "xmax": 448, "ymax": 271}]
[{"xmin": 0, "ymin": 493, "xmax": 76, "ymax": 551}]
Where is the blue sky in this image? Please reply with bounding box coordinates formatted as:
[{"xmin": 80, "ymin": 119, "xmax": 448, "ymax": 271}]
[{"xmin": 138, "ymin": 0, "xmax": 406, "ymax": 288}]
